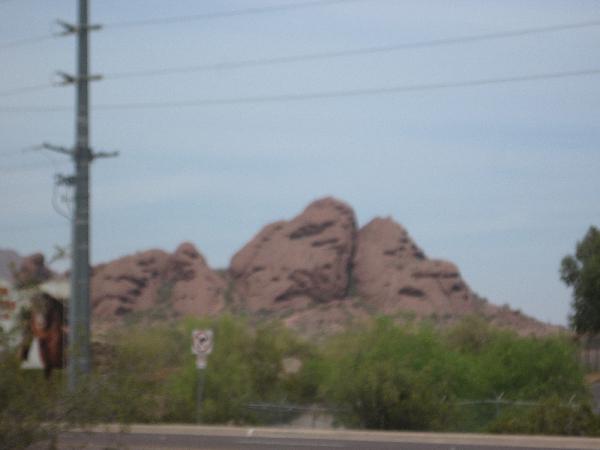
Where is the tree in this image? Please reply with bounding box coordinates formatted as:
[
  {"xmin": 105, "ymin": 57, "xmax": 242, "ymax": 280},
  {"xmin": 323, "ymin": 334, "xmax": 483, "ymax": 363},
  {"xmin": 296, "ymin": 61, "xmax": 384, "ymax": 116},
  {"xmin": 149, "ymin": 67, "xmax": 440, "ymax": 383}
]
[{"xmin": 560, "ymin": 226, "xmax": 600, "ymax": 334}]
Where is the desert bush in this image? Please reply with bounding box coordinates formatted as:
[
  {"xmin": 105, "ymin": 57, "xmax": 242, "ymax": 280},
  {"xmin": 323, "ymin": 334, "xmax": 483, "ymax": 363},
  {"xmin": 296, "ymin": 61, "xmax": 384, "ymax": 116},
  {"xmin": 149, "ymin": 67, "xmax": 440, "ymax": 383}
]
[
  {"xmin": 1, "ymin": 313, "xmax": 593, "ymax": 443},
  {"xmin": 0, "ymin": 353, "xmax": 59, "ymax": 450},
  {"xmin": 317, "ymin": 316, "xmax": 592, "ymax": 433},
  {"xmin": 119, "ymin": 316, "xmax": 317, "ymax": 424},
  {"xmin": 318, "ymin": 318, "xmax": 467, "ymax": 429},
  {"xmin": 446, "ymin": 317, "xmax": 586, "ymax": 402},
  {"xmin": 488, "ymin": 396, "xmax": 600, "ymax": 435},
  {"xmin": 199, "ymin": 317, "xmax": 317, "ymax": 423}
]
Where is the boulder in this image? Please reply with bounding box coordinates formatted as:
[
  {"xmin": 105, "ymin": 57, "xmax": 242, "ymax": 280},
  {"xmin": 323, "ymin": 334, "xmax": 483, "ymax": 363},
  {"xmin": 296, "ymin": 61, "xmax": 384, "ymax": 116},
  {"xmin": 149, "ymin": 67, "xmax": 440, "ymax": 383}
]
[
  {"xmin": 0, "ymin": 249, "xmax": 20, "ymax": 282},
  {"xmin": 353, "ymin": 218, "xmax": 475, "ymax": 316},
  {"xmin": 13, "ymin": 253, "xmax": 52, "ymax": 288},
  {"xmin": 167, "ymin": 242, "xmax": 225, "ymax": 316},
  {"xmin": 91, "ymin": 242, "xmax": 225, "ymax": 320},
  {"xmin": 230, "ymin": 197, "xmax": 356, "ymax": 311}
]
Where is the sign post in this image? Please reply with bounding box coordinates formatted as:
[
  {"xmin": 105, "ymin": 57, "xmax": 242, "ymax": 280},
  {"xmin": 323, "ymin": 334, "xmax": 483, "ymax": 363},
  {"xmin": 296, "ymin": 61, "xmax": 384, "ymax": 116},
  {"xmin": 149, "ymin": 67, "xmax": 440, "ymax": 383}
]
[{"xmin": 191, "ymin": 329, "xmax": 213, "ymax": 422}]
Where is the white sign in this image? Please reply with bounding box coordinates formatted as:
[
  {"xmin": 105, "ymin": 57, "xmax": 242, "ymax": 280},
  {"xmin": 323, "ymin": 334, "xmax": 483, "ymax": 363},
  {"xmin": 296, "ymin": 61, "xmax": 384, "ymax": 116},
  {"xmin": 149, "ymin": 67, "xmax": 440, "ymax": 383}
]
[{"xmin": 191, "ymin": 329, "xmax": 213, "ymax": 369}]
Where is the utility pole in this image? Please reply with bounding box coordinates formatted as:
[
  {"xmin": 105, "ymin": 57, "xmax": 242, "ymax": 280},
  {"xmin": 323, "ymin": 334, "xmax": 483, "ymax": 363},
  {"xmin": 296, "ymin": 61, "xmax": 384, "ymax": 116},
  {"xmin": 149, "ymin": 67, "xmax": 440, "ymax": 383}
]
[
  {"xmin": 43, "ymin": 0, "xmax": 116, "ymax": 391},
  {"xmin": 70, "ymin": 0, "xmax": 92, "ymax": 391}
]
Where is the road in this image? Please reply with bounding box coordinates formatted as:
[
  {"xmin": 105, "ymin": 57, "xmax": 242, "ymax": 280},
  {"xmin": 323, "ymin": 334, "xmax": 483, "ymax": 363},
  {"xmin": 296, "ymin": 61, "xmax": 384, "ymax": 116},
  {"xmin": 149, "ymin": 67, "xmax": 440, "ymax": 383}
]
[{"xmin": 46, "ymin": 425, "xmax": 600, "ymax": 450}]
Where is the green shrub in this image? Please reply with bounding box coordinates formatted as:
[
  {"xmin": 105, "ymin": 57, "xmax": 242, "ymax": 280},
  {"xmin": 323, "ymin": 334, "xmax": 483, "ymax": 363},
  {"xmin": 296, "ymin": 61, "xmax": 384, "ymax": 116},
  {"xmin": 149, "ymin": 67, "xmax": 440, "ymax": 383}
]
[
  {"xmin": 489, "ymin": 396, "xmax": 600, "ymax": 435},
  {"xmin": 1, "ymin": 314, "xmax": 593, "ymax": 441},
  {"xmin": 149, "ymin": 316, "xmax": 316, "ymax": 424},
  {"xmin": 319, "ymin": 318, "xmax": 465, "ymax": 430},
  {"xmin": 446, "ymin": 317, "xmax": 586, "ymax": 401},
  {"xmin": 0, "ymin": 353, "xmax": 59, "ymax": 450},
  {"xmin": 318, "ymin": 316, "xmax": 592, "ymax": 433}
]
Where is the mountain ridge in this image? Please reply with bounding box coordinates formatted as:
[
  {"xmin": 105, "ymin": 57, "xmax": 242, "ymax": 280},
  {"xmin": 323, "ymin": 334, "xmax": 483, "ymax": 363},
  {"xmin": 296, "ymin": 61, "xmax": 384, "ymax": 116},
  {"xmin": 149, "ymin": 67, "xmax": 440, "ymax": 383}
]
[{"xmin": 83, "ymin": 197, "xmax": 559, "ymax": 336}]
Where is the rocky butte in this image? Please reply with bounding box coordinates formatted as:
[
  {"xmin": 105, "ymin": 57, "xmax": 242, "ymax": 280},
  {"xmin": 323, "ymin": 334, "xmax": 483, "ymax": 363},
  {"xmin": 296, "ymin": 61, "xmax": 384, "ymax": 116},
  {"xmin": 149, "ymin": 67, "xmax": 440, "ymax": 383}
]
[
  {"xmin": 12, "ymin": 197, "xmax": 558, "ymax": 336},
  {"xmin": 225, "ymin": 197, "xmax": 557, "ymax": 335}
]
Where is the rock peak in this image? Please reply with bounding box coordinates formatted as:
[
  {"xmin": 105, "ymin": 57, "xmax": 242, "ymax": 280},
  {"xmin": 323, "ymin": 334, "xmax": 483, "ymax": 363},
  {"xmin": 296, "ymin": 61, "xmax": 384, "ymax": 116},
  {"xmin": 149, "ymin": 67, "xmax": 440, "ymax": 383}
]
[
  {"xmin": 353, "ymin": 217, "xmax": 473, "ymax": 315},
  {"xmin": 174, "ymin": 241, "xmax": 203, "ymax": 262},
  {"xmin": 304, "ymin": 196, "xmax": 354, "ymax": 211},
  {"xmin": 230, "ymin": 196, "xmax": 357, "ymax": 311}
]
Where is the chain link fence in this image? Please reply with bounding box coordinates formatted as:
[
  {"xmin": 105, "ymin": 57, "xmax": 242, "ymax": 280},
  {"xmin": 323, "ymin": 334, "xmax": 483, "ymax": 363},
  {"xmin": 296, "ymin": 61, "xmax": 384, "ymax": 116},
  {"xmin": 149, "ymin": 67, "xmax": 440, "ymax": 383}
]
[
  {"xmin": 245, "ymin": 396, "xmax": 586, "ymax": 431},
  {"xmin": 580, "ymin": 335, "xmax": 600, "ymax": 373}
]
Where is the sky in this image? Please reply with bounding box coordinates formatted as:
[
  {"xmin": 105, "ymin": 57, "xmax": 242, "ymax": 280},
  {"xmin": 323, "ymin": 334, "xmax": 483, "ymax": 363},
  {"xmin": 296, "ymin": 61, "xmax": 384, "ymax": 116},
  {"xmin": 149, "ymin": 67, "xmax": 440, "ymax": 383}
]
[{"xmin": 1, "ymin": 0, "xmax": 599, "ymax": 326}]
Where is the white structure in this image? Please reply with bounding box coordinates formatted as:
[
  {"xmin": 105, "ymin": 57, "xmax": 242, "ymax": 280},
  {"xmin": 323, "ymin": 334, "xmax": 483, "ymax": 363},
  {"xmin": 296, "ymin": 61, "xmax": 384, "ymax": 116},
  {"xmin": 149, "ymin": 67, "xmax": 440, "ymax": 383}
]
[{"xmin": 0, "ymin": 279, "xmax": 69, "ymax": 369}]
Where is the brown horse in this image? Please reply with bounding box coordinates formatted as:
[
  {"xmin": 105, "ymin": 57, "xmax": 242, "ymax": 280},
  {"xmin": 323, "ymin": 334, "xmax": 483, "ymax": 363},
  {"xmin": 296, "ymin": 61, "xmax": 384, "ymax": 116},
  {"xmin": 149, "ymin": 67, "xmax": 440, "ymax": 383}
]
[{"xmin": 20, "ymin": 292, "xmax": 66, "ymax": 379}]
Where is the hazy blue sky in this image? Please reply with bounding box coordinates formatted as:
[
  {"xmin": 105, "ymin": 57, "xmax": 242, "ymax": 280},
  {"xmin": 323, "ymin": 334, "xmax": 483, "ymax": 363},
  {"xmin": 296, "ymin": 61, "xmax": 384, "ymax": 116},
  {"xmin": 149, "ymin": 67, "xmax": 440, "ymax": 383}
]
[{"xmin": 1, "ymin": 0, "xmax": 599, "ymax": 326}]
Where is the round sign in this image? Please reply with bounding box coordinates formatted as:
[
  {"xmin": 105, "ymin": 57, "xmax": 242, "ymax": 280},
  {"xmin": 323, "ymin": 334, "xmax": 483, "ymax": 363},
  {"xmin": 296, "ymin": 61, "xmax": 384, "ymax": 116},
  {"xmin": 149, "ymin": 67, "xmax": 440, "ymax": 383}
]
[{"xmin": 191, "ymin": 329, "xmax": 213, "ymax": 356}]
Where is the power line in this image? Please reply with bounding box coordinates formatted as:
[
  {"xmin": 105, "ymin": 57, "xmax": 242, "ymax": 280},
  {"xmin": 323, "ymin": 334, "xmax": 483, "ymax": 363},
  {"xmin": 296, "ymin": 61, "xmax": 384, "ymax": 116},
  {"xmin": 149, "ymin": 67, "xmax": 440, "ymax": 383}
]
[
  {"xmin": 104, "ymin": 19, "xmax": 600, "ymax": 80},
  {"xmin": 0, "ymin": 0, "xmax": 359, "ymax": 50},
  {"xmin": 0, "ymin": 222, "xmax": 67, "ymax": 233},
  {"xmin": 4, "ymin": 16, "xmax": 599, "ymax": 94},
  {"xmin": 5, "ymin": 17, "xmax": 597, "ymax": 96},
  {"xmin": 0, "ymin": 83, "xmax": 55, "ymax": 97},
  {"xmin": 1, "ymin": 161, "xmax": 70, "ymax": 172},
  {"xmin": 91, "ymin": 68, "xmax": 600, "ymax": 108},
  {"xmin": 0, "ymin": 20, "xmax": 600, "ymax": 97},
  {"xmin": 103, "ymin": 0, "xmax": 368, "ymax": 29},
  {"xmin": 0, "ymin": 34, "xmax": 56, "ymax": 50},
  {"xmin": 0, "ymin": 146, "xmax": 64, "ymax": 158},
  {"xmin": 2, "ymin": 68, "xmax": 599, "ymax": 113}
]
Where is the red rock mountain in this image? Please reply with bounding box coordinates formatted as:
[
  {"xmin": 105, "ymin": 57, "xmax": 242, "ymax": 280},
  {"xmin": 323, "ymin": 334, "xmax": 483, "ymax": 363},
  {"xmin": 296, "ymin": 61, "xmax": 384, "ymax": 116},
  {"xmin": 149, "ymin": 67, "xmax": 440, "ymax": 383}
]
[
  {"xmin": 83, "ymin": 197, "xmax": 556, "ymax": 335},
  {"xmin": 91, "ymin": 242, "xmax": 225, "ymax": 320}
]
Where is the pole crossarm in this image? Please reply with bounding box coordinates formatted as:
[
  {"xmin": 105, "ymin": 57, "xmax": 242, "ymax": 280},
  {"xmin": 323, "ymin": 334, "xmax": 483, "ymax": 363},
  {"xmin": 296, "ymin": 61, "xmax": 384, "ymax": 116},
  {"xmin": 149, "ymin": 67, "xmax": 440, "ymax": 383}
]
[
  {"xmin": 41, "ymin": 142, "xmax": 119, "ymax": 161},
  {"xmin": 55, "ymin": 19, "xmax": 102, "ymax": 36},
  {"xmin": 54, "ymin": 71, "xmax": 103, "ymax": 86},
  {"xmin": 42, "ymin": 142, "xmax": 74, "ymax": 156},
  {"xmin": 92, "ymin": 150, "xmax": 119, "ymax": 160}
]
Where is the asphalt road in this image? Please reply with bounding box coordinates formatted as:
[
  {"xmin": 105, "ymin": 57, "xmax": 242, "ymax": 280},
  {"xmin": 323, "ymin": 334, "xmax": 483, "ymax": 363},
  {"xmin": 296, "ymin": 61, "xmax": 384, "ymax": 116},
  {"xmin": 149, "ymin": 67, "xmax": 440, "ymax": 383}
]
[{"xmin": 46, "ymin": 425, "xmax": 600, "ymax": 450}]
